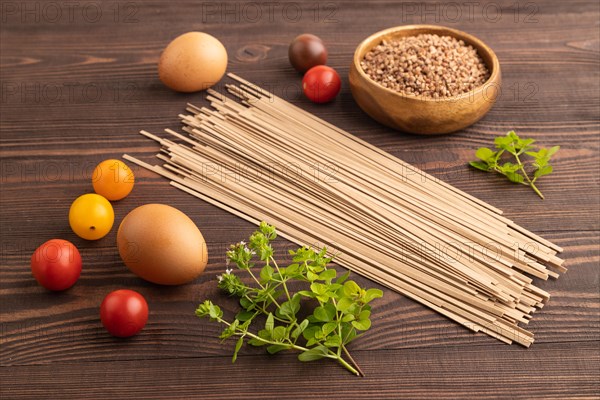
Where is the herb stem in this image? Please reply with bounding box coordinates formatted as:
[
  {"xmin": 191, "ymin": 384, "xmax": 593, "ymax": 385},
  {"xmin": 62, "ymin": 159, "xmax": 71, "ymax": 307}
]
[
  {"xmin": 342, "ymin": 345, "xmax": 365, "ymax": 377},
  {"xmin": 529, "ymin": 183, "xmax": 544, "ymax": 199},
  {"xmin": 247, "ymin": 268, "xmax": 281, "ymax": 308},
  {"xmin": 219, "ymin": 316, "xmax": 360, "ymax": 375},
  {"xmin": 333, "ymin": 350, "xmax": 361, "ymax": 376},
  {"xmin": 514, "ymin": 153, "xmax": 544, "ymax": 199},
  {"xmin": 242, "ymin": 294, "xmax": 289, "ymax": 323},
  {"xmin": 331, "ymin": 297, "xmax": 343, "ymax": 358},
  {"xmin": 271, "ymin": 256, "xmax": 291, "ymax": 301}
]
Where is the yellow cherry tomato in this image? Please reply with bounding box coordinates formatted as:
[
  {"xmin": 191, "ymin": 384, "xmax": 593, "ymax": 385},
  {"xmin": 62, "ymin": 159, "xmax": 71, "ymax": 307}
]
[
  {"xmin": 92, "ymin": 159, "xmax": 135, "ymax": 201},
  {"xmin": 69, "ymin": 194, "xmax": 114, "ymax": 240}
]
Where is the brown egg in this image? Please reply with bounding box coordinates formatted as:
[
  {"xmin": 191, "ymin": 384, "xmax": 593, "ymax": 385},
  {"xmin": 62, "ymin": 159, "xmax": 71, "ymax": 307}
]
[
  {"xmin": 288, "ymin": 33, "xmax": 328, "ymax": 73},
  {"xmin": 158, "ymin": 32, "xmax": 227, "ymax": 92},
  {"xmin": 117, "ymin": 204, "xmax": 208, "ymax": 285}
]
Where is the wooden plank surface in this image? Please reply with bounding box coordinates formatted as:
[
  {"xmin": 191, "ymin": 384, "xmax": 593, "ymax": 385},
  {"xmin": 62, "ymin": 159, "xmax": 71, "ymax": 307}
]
[{"xmin": 1, "ymin": 0, "xmax": 599, "ymax": 398}]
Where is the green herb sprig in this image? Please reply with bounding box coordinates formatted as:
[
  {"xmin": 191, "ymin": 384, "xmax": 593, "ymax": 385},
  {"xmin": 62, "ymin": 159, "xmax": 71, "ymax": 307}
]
[
  {"xmin": 469, "ymin": 131, "xmax": 559, "ymax": 199},
  {"xmin": 196, "ymin": 222, "xmax": 383, "ymax": 376}
]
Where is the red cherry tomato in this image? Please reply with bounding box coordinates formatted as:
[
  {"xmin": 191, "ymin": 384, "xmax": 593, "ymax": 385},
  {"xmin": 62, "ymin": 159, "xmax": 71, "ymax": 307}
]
[
  {"xmin": 30, "ymin": 239, "xmax": 82, "ymax": 291},
  {"xmin": 100, "ymin": 290, "xmax": 148, "ymax": 338},
  {"xmin": 302, "ymin": 65, "xmax": 341, "ymax": 103}
]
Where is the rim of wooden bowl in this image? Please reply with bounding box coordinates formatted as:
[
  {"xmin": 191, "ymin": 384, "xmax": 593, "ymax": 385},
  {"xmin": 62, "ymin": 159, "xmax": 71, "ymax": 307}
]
[{"xmin": 352, "ymin": 24, "xmax": 500, "ymax": 103}]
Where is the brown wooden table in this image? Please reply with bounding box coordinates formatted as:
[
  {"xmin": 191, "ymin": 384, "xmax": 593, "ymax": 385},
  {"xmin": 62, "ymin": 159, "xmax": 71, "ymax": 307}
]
[{"xmin": 1, "ymin": 1, "xmax": 599, "ymax": 398}]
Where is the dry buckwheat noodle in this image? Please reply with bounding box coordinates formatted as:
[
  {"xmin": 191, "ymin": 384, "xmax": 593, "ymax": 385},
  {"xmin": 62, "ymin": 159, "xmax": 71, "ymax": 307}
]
[{"xmin": 124, "ymin": 73, "xmax": 565, "ymax": 346}]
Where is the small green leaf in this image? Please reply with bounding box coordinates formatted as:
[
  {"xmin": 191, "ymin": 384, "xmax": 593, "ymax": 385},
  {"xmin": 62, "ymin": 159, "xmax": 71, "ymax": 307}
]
[
  {"xmin": 352, "ymin": 319, "xmax": 371, "ymax": 331},
  {"xmin": 306, "ymin": 270, "xmax": 319, "ymax": 281},
  {"xmin": 469, "ymin": 161, "xmax": 491, "ymax": 171},
  {"xmin": 322, "ymin": 322, "xmax": 338, "ymax": 336},
  {"xmin": 494, "ymin": 136, "xmax": 511, "ymax": 147},
  {"xmin": 316, "ymin": 294, "xmax": 330, "ymax": 303},
  {"xmin": 195, "ymin": 301, "xmax": 210, "ymax": 318},
  {"xmin": 266, "ymin": 344, "xmax": 288, "ymax": 354},
  {"xmin": 310, "ymin": 282, "xmax": 328, "ymax": 295},
  {"xmin": 285, "ymin": 263, "xmax": 300, "ymax": 276},
  {"xmin": 335, "ymin": 270, "xmax": 350, "ymax": 284},
  {"xmin": 538, "ymin": 148, "xmax": 549, "ymax": 157},
  {"xmin": 257, "ymin": 329, "xmax": 271, "ymax": 340},
  {"xmin": 336, "ymin": 296, "xmax": 354, "ymax": 312},
  {"xmin": 343, "ymin": 281, "xmax": 361, "ymax": 297},
  {"xmin": 259, "ymin": 221, "xmax": 277, "ymax": 240},
  {"xmin": 547, "ymin": 145, "xmax": 560, "ymax": 156},
  {"xmin": 534, "ymin": 165, "xmax": 553, "ymax": 178},
  {"xmin": 247, "ymin": 337, "xmax": 267, "ymax": 346},
  {"xmin": 265, "ymin": 313, "xmax": 274, "ymax": 333},
  {"xmin": 363, "ymin": 288, "xmax": 383, "ymax": 304},
  {"xmin": 260, "ymin": 264, "xmax": 274, "ymax": 281},
  {"xmin": 219, "ymin": 327, "xmax": 233, "ymax": 340},
  {"xmin": 324, "ymin": 334, "xmax": 342, "ymax": 347},
  {"xmin": 291, "ymin": 292, "xmax": 302, "ymax": 305},
  {"xmin": 298, "ymin": 345, "xmax": 328, "ymax": 362},
  {"xmin": 494, "ymin": 135, "xmax": 515, "ymax": 153},
  {"xmin": 501, "ymin": 144, "xmax": 517, "ymax": 155},
  {"xmin": 306, "ymin": 315, "xmax": 319, "ymax": 324},
  {"xmin": 341, "ymin": 314, "xmax": 355, "ymax": 322},
  {"xmin": 297, "ymin": 290, "xmax": 316, "ymax": 298},
  {"xmin": 308, "ymin": 264, "xmax": 324, "ymax": 275},
  {"xmin": 314, "ymin": 306, "xmax": 332, "ymax": 322},
  {"xmin": 232, "ymin": 336, "xmax": 244, "ymax": 363},
  {"xmin": 515, "ymin": 138, "xmax": 535, "ymax": 154},
  {"xmin": 291, "ymin": 319, "xmax": 309, "ymax": 340},
  {"xmin": 239, "ymin": 297, "xmax": 253, "ymax": 310},
  {"xmin": 525, "ymin": 150, "xmax": 539, "ymax": 158},
  {"xmin": 500, "ymin": 162, "xmax": 519, "ymax": 173},
  {"xmin": 507, "ymin": 130, "xmax": 520, "ymax": 141},
  {"xmin": 302, "ymin": 325, "xmax": 320, "ymax": 341},
  {"xmin": 492, "ymin": 149, "xmax": 504, "ymax": 162},
  {"xmin": 208, "ymin": 303, "xmax": 223, "ymax": 320},
  {"xmin": 318, "ymin": 269, "xmax": 337, "ymax": 281},
  {"xmin": 327, "ymin": 283, "xmax": 342, "ymax": 292},
  {"xmin": 505, "ymin": 171, "xmax": 524, "ymax": 183},
  {"xmin": 272, "ymin": 326, "xmax": 287, "ymax": 341},
  {"xmin": 534, "ymin": 157, "xmax": 549, "ymax": 168},
  {"xmin": 313, "ymin": 303, "xmax": 336, "ymax": 322},
  {"xmin": 341, "ymin": 324, "xmax": 357, "ymax": 344},
  {"xmin": 277, "ymin": 299, "xmax": 300, "ymax": 319},
  {"xmin": 520, "ymin": 138, "xmax": 536, "ymax": 147},
  {"xmin": 475, "ymin": 147, "xmax": 494, "ymax": 161},
  {"xmin": 235, "ymin": 310, "xmax": 255, "ymax": 322}
]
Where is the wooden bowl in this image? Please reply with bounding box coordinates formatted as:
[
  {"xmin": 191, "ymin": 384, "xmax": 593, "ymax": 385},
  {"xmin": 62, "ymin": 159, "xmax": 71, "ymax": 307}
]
[{"xmin": 349, "ymin": 25, "xmax": 501, "ymax": 135}]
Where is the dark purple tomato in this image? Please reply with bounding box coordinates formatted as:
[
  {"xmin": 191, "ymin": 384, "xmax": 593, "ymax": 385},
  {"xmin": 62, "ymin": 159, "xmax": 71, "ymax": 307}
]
[{"xmin": 288, "ymin": 34, "xmax": 328, "ymax": 73}]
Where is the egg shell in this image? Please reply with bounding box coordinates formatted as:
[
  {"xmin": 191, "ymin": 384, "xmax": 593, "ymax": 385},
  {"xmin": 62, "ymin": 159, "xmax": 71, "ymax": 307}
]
[
  {"xmin": 158, "ymin": 31, "xmax": 228, "ymax": 92},
  {"xmin": 117, "ymin": 204, "xmax": 208, "ymax": 285}
]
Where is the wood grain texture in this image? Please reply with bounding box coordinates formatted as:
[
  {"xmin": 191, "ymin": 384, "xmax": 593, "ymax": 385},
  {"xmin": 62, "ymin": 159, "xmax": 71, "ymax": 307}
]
[
  {"xmin": 1, "ymin": 0, "xmax": 599, "ymax": 398},
  {"xmin": 2, "ymin": 343, "xmax": 599, "ymax": 400}
]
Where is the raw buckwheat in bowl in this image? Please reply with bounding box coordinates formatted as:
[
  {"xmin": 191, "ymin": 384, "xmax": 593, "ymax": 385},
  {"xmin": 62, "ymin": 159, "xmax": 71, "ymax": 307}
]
[{"xmin": 349, "ymin": 25, "xmax": 501, "ymax": 135}]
